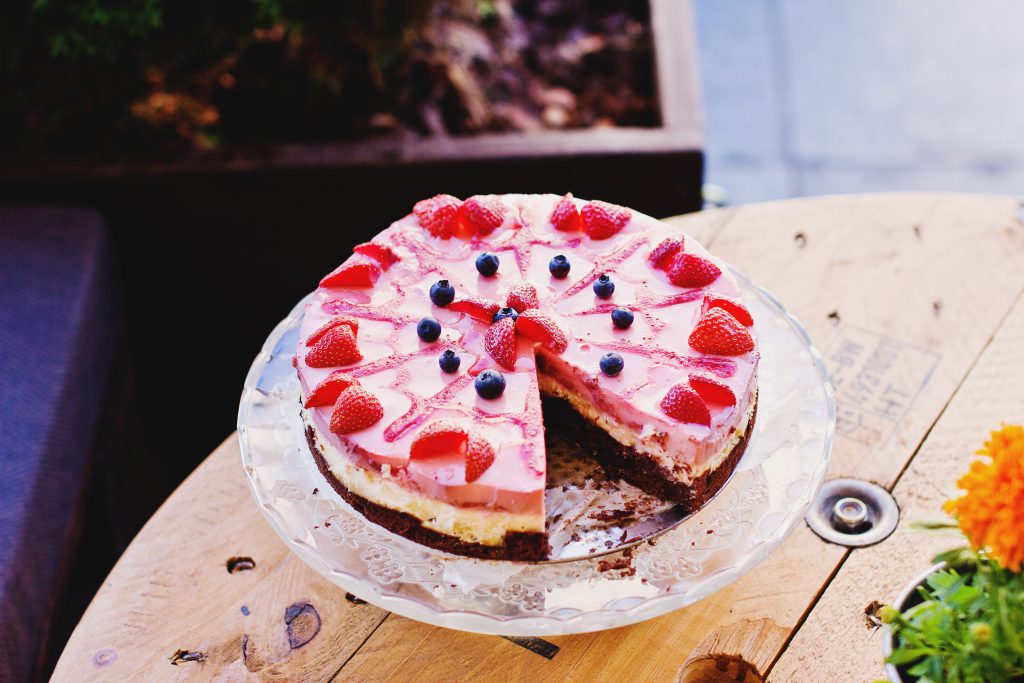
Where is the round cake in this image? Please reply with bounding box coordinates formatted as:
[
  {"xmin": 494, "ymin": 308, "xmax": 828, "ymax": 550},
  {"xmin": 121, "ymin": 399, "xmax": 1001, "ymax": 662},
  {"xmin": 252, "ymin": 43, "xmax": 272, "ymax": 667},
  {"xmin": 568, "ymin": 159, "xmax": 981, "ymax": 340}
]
[{"xmin": 296, "ymin": 193, "xmax": 759, "ymax": 561}]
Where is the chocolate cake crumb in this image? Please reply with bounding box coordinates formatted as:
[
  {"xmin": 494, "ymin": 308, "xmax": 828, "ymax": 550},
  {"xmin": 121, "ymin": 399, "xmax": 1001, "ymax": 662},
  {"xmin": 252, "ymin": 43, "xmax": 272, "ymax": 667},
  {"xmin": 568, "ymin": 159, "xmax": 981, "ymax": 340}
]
[
  {"xmin": 590, "ymin": 508, "xmax": 635, "ymax": 522},
  {"xmin": 597, "ymin": 550, "xmax": 636, "ymax": 575}
]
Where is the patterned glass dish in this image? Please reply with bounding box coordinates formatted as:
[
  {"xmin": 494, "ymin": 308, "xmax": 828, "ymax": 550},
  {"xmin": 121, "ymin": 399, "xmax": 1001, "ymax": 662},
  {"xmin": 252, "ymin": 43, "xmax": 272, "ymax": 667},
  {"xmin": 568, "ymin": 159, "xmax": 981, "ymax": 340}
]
[{"xmin": 238, "ymin": 266, "xmax": 835, "ymax": 636}]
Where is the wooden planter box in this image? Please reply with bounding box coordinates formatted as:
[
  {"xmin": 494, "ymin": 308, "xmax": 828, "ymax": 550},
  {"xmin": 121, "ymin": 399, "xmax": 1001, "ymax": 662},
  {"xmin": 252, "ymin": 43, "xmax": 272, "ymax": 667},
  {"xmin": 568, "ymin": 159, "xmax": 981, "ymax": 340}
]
[{"xmin": 0, "ymin": 0, "xmax": 701, "ymax": 216}]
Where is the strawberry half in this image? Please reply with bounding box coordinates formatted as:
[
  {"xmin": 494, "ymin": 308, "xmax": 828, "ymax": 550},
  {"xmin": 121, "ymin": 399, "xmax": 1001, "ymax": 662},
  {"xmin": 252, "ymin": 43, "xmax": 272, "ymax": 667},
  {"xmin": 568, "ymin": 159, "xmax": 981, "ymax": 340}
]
[
  {"xmin": 353, "ymin": 242, "xmax": 398, "ymax": 269},
  {"xmin": 410, "ymin": 420, "xmax": 468, "ymax": 459},
  {"xmin": 689, "ymin": 308, "xmax": 755, "ymax": 356},
  {"xmin": 306, "ymin": 316, "xmax": 359, "ymax": 347},
  {"xmin": 667, "ymin": 253, "xmax": 721, "ymax": 288},
  {"xmin": 660, "ymin": 383, "xmax": 711, "ymax": 426},
  {"xmin": 484, "ymin": 316, "xmax": 518, "ymax": 369},
  {"xmin": 414, "ymin": 194, "xmax": 462, "ymax": 239},
  {"xmin": 329, "ymin": 385, "xmax": 384, "ymax": 434},
  {"xmin": 551, "ymin": 193, "xmax": 581, "ymax": 232},
  {"xmin": 581, "ymin": 200, "xmax": 631, "ymax": 239},
  {"xmin": 688, "ymin": 372, "xmax": 736, "ymax": 406},
  {"xmin": 459, "ymin": 195, "xmax": 505, "ymax": 235},
  {"xmin": 320, "ymin": 260, "xmax": 381, "ymax": 288},
  {"xmin": 304, "ymin": 371, "xmax": 359, "ymax": 408},
  {"xmin": 464, "ymin": 434, "xmax": 496, "ymax": 482},
  {"xmin": 449, "ymin": 297, "xmax": 501, "ymax": 324},
  {"xmin": 703, "ymin": 292, "xmax": 753, "ymax": 327},
  {"xmin": 506, "ymin": 282, "xmax": 539, "ymax": 313},
  {"xmin": 304, "ymin": 325, "xmax": 363, "ymax": 368},
  {"xmin": 516, "ymin": 308, "xmax": 568, "ymax": 353},
  {"xmin": 649, "ymin": 236, "xmax": 684, "ymax": 270}
]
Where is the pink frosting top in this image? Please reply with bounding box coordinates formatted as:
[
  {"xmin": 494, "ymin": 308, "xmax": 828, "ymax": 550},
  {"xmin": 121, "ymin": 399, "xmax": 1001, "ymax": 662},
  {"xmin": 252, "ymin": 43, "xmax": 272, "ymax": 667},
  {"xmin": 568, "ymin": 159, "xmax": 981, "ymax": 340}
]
[{"xmin": 296, "ymin": 194, "xmax": 759, "ymax": 516}]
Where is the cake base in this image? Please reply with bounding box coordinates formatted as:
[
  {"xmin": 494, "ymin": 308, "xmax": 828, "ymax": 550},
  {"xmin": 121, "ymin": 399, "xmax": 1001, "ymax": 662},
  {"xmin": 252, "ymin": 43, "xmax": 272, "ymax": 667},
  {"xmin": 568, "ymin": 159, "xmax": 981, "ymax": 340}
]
[
  {"xmin": 306, "ymin": 426, "xmax": 550, "ymax": 561},
  {"xmin": 305, "ymin": 394, "xmax": 757, "ymax": 561},
  {"xmin": 540, "ymin": 394, "xmax": 758, "ymax": 512}
]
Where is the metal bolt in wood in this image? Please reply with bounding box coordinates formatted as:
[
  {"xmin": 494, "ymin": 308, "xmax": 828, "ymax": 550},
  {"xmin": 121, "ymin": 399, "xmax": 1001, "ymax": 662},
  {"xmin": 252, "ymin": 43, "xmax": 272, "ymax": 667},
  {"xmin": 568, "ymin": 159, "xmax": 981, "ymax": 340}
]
[{"xmin": 806, "ymin": 478, "xmax": 899, "ymax": 547}]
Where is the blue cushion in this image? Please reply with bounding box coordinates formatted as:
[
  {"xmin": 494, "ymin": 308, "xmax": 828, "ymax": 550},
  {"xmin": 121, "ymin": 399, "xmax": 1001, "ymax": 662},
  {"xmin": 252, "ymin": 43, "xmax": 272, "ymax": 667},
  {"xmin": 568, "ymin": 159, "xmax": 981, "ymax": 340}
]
[{"xmin": 0, "ymin": 208, "xmax": 118, "ymax": 682}]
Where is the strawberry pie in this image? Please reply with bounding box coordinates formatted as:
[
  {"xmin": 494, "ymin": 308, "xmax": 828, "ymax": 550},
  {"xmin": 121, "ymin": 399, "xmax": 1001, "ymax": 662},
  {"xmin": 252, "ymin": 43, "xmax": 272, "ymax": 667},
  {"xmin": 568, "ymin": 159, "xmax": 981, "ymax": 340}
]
[{"xmin": 297, "ymin": 194, "xmax": 759, "ymax": 561}]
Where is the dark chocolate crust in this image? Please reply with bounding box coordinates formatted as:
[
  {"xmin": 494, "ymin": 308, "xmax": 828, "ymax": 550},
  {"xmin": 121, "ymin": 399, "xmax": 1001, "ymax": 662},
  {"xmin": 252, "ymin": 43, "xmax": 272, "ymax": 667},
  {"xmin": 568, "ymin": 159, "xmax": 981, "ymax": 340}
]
[
  {"xmin": 540, "ymin": 394, "xmax": 758, "ymax": 512},
  {"xmin": 305, "ymin": 425, "xmax": 549, "ymax": 561}
]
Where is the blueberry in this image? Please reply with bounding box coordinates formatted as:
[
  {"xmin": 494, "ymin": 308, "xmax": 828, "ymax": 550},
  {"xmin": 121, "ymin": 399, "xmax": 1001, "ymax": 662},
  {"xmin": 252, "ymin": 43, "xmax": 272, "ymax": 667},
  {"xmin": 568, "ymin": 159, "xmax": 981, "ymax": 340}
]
[
  {"xmin": 475, "ymin": 369, "xmax": 506, "ymax": 399},
  {"xmin": 429, "ymin": 279, "xmax": 455, "ymax": 306},
  {"xmin": 599, "ymin": 352, "xmax": 624, "ymax": 376},
  {"xmin": 417, "ymin": 317, "xmax": 442, "ymax": 342},
  {"xmin": 492, "ymin": 306, "xmax": 519, "ymax": 323},
  {"xmin": 611, "ymin": 308, "xmax": 634, "ymax": 329},
  {"xmin": 439, "ymin": 349, "xmax": 461, "ymax": 373},
  {"xmin": 549, "ymin": 254, "xmax": 571, "ymax": 279},
  {"xmin": 593, "ymin": 274, "xmax": 615, "ymax": 299},
  {"xmin": 476, "ymin": 252, "xmax": 500, "ymax": 277}
]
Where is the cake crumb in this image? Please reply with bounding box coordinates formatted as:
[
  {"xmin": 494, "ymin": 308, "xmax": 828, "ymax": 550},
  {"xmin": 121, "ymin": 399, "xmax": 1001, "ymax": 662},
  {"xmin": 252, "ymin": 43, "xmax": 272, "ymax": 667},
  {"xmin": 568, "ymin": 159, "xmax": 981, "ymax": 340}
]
[{"xmin": 597, "ymin": 548, "xmax": 636, "ymax": 575}]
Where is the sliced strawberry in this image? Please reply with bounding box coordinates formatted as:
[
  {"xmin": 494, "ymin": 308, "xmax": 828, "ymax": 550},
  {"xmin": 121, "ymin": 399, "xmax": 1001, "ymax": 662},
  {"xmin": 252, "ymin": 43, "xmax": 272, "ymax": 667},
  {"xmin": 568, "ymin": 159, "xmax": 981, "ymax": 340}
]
[
  {"xmin": 459, "ymin": 195, "xmax": 505, "ymax": 235},
  {"xmin": 581, "ymin": 200, "xmax": 631, "ymax": 239},
  {"xmin": 551, "ymin": 193, "xmax": 581, "ymax": 232},
  {"xmin": 660, "ymin": 383, "xmax": 711, "ymax": 426},
  {"xmin": 506, "ymin": 282, "xmax": 539, "ymax": 313},
  {"xmin": 464, "ymin": 434, "xmax": 496, "ymax": 482},
  {"xmin": 305, "ymin": 316, "xmax": 359, "ymax": 347},
  {"xmin": 449, "ymin": 297, "xmax": 501, "ymax": 323},
  {"xmin": 484, "ymin": 316, "xmax": 518, "ymax": 369},
  {"xmin": 319, "ymin": 259, "xmax": 381, "ymax": 288},
  {"xmin": 667, "ymin": 253, "xmax": 721, "ymax": 288},
  {"xmin": 304, "ymin": 325, "xmax": 363, "ymax": 367},
  {"xmin": 329, "ymin": 385, "xmax": 384, "ymax": 434},
  {"xmin": 353, "ymin": 242, "xmax": 398, "ymax": 268},
  {"xmin": 414, "ymin": 194, "xmax": 462, "ymax": 239},
  {"xmin": 703, "ymin": 292, "xmax": 753, "ymax": 327},
  {"xmin": 410, "ymin": 419, "xmax": 468, "ymax": 459},
  {"xmin": 304, "ymin": 371, "xmax": 359, "ymax": 408},
  {"xmin": 689, "ymin": 308, "xmax": 755, "ymax": 356},
  {"xmin": 516, "ymin": 308, "xmax": 568, "ymax": 353},
  {"xmin": 649, "ymin": 236, "xmax": 684, "ymax": 270},
  {"xmin": 688, "ymin": 372, "xmax": 736, "ymax": 406}
]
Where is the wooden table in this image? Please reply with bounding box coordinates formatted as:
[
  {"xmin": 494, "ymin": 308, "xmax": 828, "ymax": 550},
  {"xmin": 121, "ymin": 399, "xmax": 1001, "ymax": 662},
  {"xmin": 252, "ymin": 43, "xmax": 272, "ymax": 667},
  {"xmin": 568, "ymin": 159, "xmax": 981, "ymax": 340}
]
[{"xmin": 53, "ymin": 194, "xmax": 1024, "ymax": 682}]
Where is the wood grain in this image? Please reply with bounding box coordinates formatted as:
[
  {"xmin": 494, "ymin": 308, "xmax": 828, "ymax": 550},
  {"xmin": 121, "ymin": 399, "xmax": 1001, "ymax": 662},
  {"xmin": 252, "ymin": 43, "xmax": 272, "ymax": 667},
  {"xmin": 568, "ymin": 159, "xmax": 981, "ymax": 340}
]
[
  {"xmin": 50, "ymin": 436, "xmax": 389, "ymax": 682},
  {"xmin": 768, "ymin": 290, "xmax": 1024, "ymax": 682},
  {"xmin": 51, "ymin": 194, "xmax": 1024, "ymax": 682}
]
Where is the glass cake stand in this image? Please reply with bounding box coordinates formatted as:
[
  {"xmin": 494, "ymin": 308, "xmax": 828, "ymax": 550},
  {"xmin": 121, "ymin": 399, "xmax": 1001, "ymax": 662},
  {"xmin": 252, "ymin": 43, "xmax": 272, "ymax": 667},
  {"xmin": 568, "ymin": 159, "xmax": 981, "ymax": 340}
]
[{"xmin": 238, "ymin": 267, "xmax": 835, "ymax": 636}]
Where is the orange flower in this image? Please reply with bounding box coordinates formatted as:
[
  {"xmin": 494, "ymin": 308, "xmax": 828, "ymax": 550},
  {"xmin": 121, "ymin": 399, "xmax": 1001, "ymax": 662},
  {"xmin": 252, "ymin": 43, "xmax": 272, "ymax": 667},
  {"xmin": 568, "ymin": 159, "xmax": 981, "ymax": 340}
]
[{"xmin": 944, "ymin": 425, "xmax": 1024, "ymax": 572}]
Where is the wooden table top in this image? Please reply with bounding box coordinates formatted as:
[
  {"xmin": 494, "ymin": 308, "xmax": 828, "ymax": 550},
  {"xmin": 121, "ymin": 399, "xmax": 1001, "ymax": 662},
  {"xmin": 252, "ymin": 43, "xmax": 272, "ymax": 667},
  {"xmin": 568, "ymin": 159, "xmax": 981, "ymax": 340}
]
[{"xmin": 53, "ymin": 193, "xmax": 1024, "ymax": 682}]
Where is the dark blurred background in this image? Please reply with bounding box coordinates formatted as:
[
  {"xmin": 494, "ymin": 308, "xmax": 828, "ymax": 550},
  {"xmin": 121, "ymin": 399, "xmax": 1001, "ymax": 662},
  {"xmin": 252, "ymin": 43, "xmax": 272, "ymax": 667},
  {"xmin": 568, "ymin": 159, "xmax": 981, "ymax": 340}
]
[{"xmin": 0, "ymin": 1, "xmax": 702, "ymax": 679}]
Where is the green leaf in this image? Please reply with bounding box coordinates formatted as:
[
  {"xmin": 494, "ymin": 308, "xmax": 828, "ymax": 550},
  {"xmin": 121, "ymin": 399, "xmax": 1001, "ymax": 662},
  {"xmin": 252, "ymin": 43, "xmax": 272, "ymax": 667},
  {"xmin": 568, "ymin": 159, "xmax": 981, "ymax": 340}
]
[{"xmin": 887, "ymin": 648, "xmax": 933, "ymax": 665}]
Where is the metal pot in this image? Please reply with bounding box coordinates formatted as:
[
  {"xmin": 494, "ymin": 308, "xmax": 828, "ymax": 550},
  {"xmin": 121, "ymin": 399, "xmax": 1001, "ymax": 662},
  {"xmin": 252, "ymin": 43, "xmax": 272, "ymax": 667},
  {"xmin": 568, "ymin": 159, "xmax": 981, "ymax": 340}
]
[{"xmin": 883, "ymin": 562, "xmax": 946, "ymax": 683}]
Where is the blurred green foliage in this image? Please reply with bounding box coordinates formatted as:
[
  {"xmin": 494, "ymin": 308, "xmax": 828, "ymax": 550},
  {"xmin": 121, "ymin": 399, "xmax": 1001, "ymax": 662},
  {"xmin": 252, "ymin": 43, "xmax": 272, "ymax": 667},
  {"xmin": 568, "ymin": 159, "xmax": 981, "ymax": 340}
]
[{"xmin": 1, "ymin": 1, "xmax": 437, "ymax": 154}]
